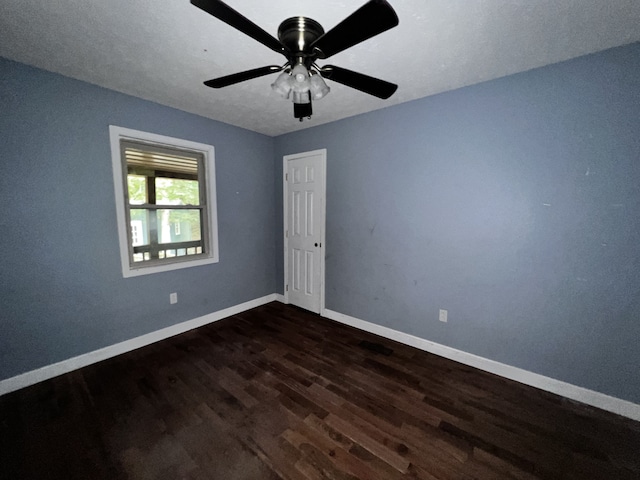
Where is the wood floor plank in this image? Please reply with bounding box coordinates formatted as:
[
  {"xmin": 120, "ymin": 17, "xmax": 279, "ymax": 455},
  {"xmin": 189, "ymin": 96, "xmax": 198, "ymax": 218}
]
[
  {"xmin": 1, "ymin": 302, "xmax": 638, "ymax": 479},
  {"xmin": 324, "ymin": 413, "xmax": 411, "ymax": 473}
]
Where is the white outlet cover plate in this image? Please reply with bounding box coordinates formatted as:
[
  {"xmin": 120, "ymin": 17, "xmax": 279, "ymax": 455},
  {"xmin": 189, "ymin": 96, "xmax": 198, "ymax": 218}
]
[{"xmin": 439, "ymin": 309, "xmax": 448, "ymax": 323}]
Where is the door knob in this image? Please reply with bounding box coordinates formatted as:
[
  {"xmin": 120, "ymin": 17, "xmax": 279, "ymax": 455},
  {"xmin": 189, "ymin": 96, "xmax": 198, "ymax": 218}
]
[{"xmin": 314, "ymin": 243, "xmax": 318, "ymax": 247}]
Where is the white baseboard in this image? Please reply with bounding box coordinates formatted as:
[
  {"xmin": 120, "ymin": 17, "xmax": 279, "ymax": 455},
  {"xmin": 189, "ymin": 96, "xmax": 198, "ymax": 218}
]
[
  {"xmin": 323, "ymin": 308, "xmax": 640, "ymax": 422},
  {"xmin": 0, "ymin": 294, "xmax": 278, "ymax": 397},
  {"xmin": 275, "ymin": 293, "xmax": 286, "ymax": 303}
]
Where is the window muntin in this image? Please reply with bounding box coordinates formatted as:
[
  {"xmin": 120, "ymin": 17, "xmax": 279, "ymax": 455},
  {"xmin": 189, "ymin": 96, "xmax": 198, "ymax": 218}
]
[{"xmin": 110, "ymin": 126, "xmax": 218, "ymax": 277}]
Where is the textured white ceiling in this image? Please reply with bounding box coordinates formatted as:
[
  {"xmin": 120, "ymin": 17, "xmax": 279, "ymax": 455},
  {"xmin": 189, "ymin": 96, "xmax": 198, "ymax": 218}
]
[{"xmin": 1, "ymin": 0, "xmax": 639, "ymax": 136}]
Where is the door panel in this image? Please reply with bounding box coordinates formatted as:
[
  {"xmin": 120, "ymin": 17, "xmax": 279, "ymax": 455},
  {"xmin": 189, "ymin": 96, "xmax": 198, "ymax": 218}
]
[{"xmin": 285, "ymin": 151, "xmax": 325, "ymax": 313}]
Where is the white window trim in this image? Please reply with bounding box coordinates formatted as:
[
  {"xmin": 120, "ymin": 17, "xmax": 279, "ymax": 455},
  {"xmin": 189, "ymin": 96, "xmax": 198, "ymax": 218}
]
[{"xmin": 109, "ymin": 125, "xmax": 219, "ymax": 278}]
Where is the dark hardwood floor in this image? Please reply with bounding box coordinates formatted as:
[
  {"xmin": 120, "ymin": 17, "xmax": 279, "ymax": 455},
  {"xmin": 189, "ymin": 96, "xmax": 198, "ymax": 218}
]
[{"xmin": 1, "ymin": 302, "xmax": 639, "ymax": 479}]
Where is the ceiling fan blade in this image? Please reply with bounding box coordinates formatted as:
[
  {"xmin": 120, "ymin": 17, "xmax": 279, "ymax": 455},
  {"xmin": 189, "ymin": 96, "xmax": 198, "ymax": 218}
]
[
  {"xmin": 310, "ymin": 0, "xmax": 398, "ymax": 59},
  {"xmin": 204, "ymin": 65, "xmax": 283, "ymax": 88},
  {"xmin": 319, "ymin": 65, "xmax": 397, "ymax": 99},
  {"xmin": 191, "ymin": 0, "xmax": 285, "ymax": 55}
]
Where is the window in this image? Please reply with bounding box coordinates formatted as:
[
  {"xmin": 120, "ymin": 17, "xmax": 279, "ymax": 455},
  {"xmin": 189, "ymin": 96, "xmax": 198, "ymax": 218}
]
[{"xmin": 110, "ymin": 126, "xmax": 218, "ymax": 277}]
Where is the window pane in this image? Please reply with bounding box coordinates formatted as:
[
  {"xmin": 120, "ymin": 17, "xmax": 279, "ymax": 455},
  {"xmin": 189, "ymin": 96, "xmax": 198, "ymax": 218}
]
[
  {"xmin": 130, "ymin": 209, "xmax": 149, "ymax": 246},
  {"xmin": 128, "ymin": 175, "xmax": 147, "ymax": 205},
  {"xmin": 155, "ymin": 178, "xmax": 200, "ymax": 206},
  {"xmin": 156, "ymin": 209, "xmax": 202, "ymax": 244}
]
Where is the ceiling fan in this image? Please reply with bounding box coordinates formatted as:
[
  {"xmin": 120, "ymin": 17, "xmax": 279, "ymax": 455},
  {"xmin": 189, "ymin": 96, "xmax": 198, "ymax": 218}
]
[{"xmin": 191, "ymin": 0, "xmax": 399, "ymax": 121}]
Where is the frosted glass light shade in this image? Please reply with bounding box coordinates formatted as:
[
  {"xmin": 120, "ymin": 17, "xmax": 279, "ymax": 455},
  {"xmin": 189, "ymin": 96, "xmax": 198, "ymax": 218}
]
[
  {"xmin": 291, "ymin": 64, "xmax": 308, "ymax": 83},
  {"xmin": 290, "ymin": 64, "xmax": 310, "ymax": 94},
  {"xmin": 292, "ymin": 91, "xmax": 311, "ymax": 104},
  {"xmin": 310, "ymin": 73, "xmax": 330, "ymax": 100},
  {"xmin": 271, "ymin": 71, "xmax": 292, "ymax": 98}
]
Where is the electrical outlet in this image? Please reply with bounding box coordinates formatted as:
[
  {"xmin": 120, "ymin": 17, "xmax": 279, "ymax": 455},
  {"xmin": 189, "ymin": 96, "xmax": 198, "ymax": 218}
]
[
  {"xmin": 439, "ymin": 309, "xmax": 448, "ymax": 323},
  {"xmin": 170, "ymin": 292, "xmax": 178, "ymax": 304}
]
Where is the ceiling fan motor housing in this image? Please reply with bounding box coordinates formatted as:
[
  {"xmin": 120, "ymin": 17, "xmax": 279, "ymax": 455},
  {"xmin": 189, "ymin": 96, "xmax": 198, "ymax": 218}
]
[{"xmin": 278, "ymin": 17, "xmax": 325, "ymax": 67}]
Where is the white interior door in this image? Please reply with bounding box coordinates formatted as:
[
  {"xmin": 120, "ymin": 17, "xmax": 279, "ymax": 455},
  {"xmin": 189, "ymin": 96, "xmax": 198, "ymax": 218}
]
[{"xmin": 284, "ymin": 150, "xmax": 326, "ymax": 314}]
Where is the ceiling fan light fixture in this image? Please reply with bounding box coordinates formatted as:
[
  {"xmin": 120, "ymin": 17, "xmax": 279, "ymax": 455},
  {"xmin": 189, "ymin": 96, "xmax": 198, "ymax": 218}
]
[{"xmin": 193, "ymin": 0, "xmax": 399, "ymax": 120}]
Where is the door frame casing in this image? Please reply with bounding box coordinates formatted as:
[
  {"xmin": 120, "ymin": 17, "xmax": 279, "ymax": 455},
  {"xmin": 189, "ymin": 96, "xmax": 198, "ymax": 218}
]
[{"xmin": 283, "ymin": 149, "xmax": 327, "ymax": 315}]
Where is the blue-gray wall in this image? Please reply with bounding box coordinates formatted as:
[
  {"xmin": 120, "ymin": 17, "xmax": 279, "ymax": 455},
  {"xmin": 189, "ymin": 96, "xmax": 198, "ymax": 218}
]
[
  {"xmin": 2, "ymin": 43, "xmax": 639, "ymax": 405},
  {"xmin": 0, "ymin": 58, "xmax": 277, "ymax": 380},
  {"xmin": 274, "ymin": 43, "xmax": 640, "ymax": 403}
]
